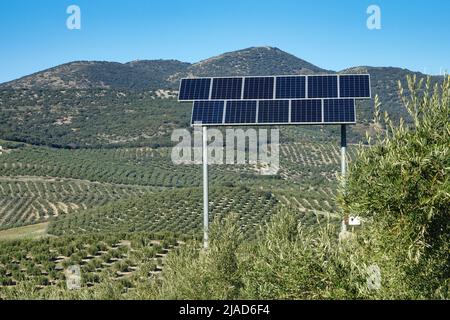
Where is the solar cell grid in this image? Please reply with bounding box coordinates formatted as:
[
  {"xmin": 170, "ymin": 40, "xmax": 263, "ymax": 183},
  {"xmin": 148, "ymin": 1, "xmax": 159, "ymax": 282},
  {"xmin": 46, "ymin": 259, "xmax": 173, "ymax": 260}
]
[
  {"xmin": 276, "ymin": 76, "xmax": 306, "ymax": 99},
  {"xmin": 211, "ymin": 77, "xmax": 243, "ymax": 100},
  {"xmin": 225, "ymin": 101, "xmax": 257, "ymax": 124},
  {"xmin": 291, "ymin": 99, "xmax": 322, "ymax": 123},
  {"xmin": 243, "ymin": 77, "xmax": 274, "ymax": 99},
  {"xmin": 339, "ymin": 75, "xmax": 370, "ymax": 98},
  {"xmin": 191, "ymin": 101, "xmax": 224, "ymax": 125},
  {"xmin": 307, "ymin": 75, "xmax": 338, "ymax": 98},
  {"xmin": 179, "ymin": 78, "xmax": 211, "ymax": 101},
  {"xmin": 258, "ymin": 100, "xmax": 289, "ymax": 123},
  {"xmin": 323, "ymin": 99, "xmax": 355, "ymax": 123}
]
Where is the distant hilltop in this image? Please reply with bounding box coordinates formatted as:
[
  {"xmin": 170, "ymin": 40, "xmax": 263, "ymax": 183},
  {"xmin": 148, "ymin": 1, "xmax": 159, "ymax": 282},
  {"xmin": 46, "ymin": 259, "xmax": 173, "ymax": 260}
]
[{"xmin": 0, "ymin": 46, "xmax": 440, "ymax": 91}]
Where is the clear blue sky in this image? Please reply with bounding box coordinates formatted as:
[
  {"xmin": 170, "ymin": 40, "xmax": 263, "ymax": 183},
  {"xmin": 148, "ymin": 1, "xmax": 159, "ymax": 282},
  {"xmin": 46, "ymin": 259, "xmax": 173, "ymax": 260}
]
[{"xmin": 0, "ymin": 0, "xmax": 448, "ymax": 83}]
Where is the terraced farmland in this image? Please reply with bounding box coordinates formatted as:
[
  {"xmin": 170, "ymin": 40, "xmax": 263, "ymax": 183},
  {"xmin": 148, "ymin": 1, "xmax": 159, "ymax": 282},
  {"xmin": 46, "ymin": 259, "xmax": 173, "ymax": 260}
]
[
  {"xmin": 0, "ymin": 176, "xmax": 154, "ymax": 229},
  {"xmin": 0, "ymin": 137, "xmax": 349, "ymax": 296},
  {"xmin": 280, "ymin": 141, "xmax": 359, "ymax": 185},
  {"xmin": 0, "ymin": 232, "xmax": 184, "ymax": 295},
  {"xmin": 0, "ymin": 138, "xmax": 349, "ymax": 231},
  {"xmin": 0, "ymin": 145, "xmax": 266, "ymax": 187},
  {"xmin": 48, "ymin": 187, "xmax": 280, "ymax": 239},
  {"xmin": 276, "ymin": 185, "xmax": 339, "ymax": 212}
]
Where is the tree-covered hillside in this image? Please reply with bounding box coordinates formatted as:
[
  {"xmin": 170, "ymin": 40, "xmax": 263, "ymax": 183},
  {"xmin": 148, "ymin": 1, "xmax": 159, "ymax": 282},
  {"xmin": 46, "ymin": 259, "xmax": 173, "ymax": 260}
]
[{"xmin": 0, "ymin": 47, "xmax": 444, "ymax": 149}]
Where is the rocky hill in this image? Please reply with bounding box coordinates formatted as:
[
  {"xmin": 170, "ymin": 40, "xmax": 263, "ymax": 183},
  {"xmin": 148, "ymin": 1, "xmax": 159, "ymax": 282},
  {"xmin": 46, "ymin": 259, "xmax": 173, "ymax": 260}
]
[{"xmin": 0, "ymin": 47, "xmax": 329, "ymax": 90}]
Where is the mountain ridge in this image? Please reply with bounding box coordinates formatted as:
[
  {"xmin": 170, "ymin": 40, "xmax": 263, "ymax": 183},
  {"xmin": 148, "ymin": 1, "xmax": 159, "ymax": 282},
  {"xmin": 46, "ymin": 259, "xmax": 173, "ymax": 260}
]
[
  {"xmin": 1, "ymin": 46, "xmax": 441, "ymax": 92},
  {"xmin": 0, "ymin": 59, "xmax": 191, "ymax": 90},
  {"xmin": 0, "ymin": 47, "xmax": 361, "ymax": 90}
]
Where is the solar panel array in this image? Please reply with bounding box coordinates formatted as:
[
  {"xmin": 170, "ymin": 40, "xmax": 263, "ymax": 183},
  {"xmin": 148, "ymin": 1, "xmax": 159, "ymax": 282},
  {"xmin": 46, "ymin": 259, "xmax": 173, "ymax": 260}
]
[
  {"xmin": 190, "ymin": 99, "xmax": 355, "ymax": 126},
  {"xmin": 179, "ymin": 74, "xmax": 370, "ymax": 126},
  {"xmin": 179, "ymin": 74, "xmax": 370, "ymax": 101}
]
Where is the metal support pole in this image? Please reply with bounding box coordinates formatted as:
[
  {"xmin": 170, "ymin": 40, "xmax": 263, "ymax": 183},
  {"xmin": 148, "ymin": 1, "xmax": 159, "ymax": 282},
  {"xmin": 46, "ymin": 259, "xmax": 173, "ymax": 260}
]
[
  {"xmin": 202, "ymin": 126, "xmax": 209, "ymax": 249},
  {"xmin": 340, "ymin": 124, "xmax": 347, "ymax": 233},
  {"xmin": 341, "ymin": 124, "xmax": 347, "ymax": 181}
]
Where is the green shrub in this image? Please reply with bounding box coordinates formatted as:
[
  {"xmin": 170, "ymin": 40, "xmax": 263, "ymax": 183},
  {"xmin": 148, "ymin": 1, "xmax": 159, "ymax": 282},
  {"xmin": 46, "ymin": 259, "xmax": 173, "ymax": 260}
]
[
  {"xmin": 239, "ymin": 210, "xmax": 364, "ymax": 299},
  {"xmin": 150, "ymin": 214, "xmax": 243, "ymax": 299},
  {"xmin": 341, "ymin": 76, "xmax": 450, "ymax": 299}
]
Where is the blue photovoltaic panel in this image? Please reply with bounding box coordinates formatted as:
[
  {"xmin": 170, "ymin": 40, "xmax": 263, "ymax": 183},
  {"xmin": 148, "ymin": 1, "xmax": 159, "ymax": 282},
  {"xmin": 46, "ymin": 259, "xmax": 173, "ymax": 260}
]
[
  {"xmin": 258, "ymin": 100, "xmax": 289, "ymax": 123},
  {"xmin": 339, "ymin": 75, "xmax": 371, "ymax": 98},
  {"xmin": 323, "ymin": 99, "xmax": 355, "ymax": 123},
  {"xmin": 181, "ymin": 74, "xmax": 370, "ymax": 126},
  {"xmin": 308, "ymin": 75, "xmax": 338, "ymax": 98},
  {"xmin": 291, "ymin": 100, "xmax": 322, "ymax": 123},
  {"xmin": 179, "ymin": 78, "xmax": 211, "ymax": 101},
  {"xmin": 180, "ymin": 74, "xmax": 371, "ymax": 101},
  {"xmin": 276, "ymin": 76, "xmax": 306, "ymax": 99},
  {"xmin": 243, "ymin": 77, "xmax": 274, "ymax": 99},
  {"xmin": 211, "ymin": 77, "xmax": 243, "ymax": 100},
  {"xmin": 191, "ymin": 98, "xmax": 357, "ymax": 125},
  {"xmin": 225, "ymin": 101, "xmax": 257, "ymax": 124},
  {"xmin": 191, "ymin": 101, "xmax": 224, "ymax": 125}
]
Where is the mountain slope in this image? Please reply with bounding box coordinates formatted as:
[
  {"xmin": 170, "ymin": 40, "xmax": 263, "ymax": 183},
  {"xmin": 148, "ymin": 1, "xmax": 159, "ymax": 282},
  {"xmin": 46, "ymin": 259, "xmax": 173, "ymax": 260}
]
[
  {"xmin": 0, "ymin": 60, "xmax": 190, "ymax": 90},
  {"xmin": 0, "ymin": 47, "xmax": 328, "ymax": 90},
  {"xmin": 173, "ymin": 46, "xmax": 328, "ymax": 79}
]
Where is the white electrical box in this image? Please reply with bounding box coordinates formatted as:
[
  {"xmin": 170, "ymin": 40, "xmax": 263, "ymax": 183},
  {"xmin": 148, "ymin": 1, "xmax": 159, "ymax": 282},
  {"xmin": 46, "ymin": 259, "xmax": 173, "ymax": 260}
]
[{"xmin": 348, "ymin": 216, "xmax": 362, "ymax": 226}]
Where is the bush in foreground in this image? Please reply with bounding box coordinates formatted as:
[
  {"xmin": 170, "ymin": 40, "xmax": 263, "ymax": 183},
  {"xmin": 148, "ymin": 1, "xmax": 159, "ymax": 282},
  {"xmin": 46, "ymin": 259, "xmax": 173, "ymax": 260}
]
[{"xmin": 340, "ymin": 76, "xmax": 449, "ymax": 298}]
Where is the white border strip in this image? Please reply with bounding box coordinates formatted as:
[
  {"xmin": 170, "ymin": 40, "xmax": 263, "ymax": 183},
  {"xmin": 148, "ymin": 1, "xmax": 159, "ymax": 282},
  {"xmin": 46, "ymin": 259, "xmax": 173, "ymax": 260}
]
[
  {"xmin": 321, "ymin": 99, "xmax": 325, "ymax": 123},
  {"xmin": 222, "ymin": 101, "xmax": 227, "ymax": 124},
  {"xmin": 288, "ymin": 100, "xmax": 292, "ymax": 122},
  {"xmin": 208, "ymin": 78, "xmax": 213, "ymax": 100},
  {"xmin": 273, "ymin": 77, "xmax": 277, "ymax": 100},
  {"xmin": 255, "ymin": 100, "xmax": 259, "ymax": 124}
]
